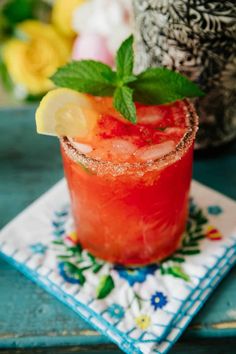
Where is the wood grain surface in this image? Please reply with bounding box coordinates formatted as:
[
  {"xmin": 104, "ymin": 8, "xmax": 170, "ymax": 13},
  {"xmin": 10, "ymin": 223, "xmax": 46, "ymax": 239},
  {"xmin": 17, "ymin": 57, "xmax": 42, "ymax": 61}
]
[{"xmin": 0, "ymin": 106, "xmax": 236, "ymax": 353}]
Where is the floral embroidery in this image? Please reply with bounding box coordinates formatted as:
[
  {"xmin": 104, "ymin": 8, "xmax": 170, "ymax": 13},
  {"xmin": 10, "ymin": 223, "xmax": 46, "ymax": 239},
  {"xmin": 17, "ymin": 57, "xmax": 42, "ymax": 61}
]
[
  {"xmin": 207, "ymin": 205, "xmax": 223, "ymax": 216},
  {"xmin": 30, "ymin": 243, "xmax": 47, "ymax": 254},
  {"xmin": 58, "ymin": 262, "xmax": 82, "ymax": 284},
  {"xmin": 135, "ymin": 315, "xmax": 151, "ymax": 330},
  {"xmin": 47, "ymin": 197, "xmax": 227, "ymax": 345},
  {"xmin": 150, "ymin": 291, "xmax": 168, "ymax": 311},
  {"xmin": 107, "ymin": 304, "xmax": 125, "ymax": 320},
  {"xmin": 206, "ymin": 226, "xmax": 223, "ymax": 241},
  {"xmin": 114, "ymin": 265, "xmax": 158, "ymax": 286},
  {"xmin": 65, "ymin": 231, "xmax": 78, "ymax": 244}
]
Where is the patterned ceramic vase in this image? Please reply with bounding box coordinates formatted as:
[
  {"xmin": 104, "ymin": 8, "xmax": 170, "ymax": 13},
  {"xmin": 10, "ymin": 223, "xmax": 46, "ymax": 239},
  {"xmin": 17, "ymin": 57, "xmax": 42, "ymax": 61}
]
[{"xmin": 133, "ymin": 0, "xmax": 236, "ymax": 149}]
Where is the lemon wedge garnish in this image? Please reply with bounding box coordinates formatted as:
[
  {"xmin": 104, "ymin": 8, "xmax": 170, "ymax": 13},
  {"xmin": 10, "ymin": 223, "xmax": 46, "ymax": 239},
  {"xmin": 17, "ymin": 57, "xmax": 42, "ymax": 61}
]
[{"xmin": 35, "ymin": 88, "xmax": 98, "ymax": 138}]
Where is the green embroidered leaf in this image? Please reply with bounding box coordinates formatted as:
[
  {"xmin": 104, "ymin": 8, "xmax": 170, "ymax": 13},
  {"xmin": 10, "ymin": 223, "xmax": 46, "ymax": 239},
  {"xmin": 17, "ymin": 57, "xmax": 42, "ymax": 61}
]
[
  {"xmin": 198, "ymin": 218, "xmax": 208, "ymax": 225},
  {"xmin": 195, "ymin": 211, "xmax": 208, "ymax": 225},
  {"xmin": 58, "ymin": 255, "xmax": 72, "ymax": 260},
  {"xmin": 183, "ymin": 239, "xmax": 198, "ymax": 247},
  {"xmin": 165, "ymin": 266, "xmax": 190, "ymax": 282},
  {"xmin": 193, "ymin": 235, "xmax": 205, "ymax": 241},
  {"xmin": 160, "ymin": 266, "xmax": 165, "ymax": 275},
  {"xmin": 186, "ymin": 220, "xmax": 192, "ymax": 227},
  {"xmin": 52, "ymin": 240, "xmax": 64, "ymax": 245},
  {"xmin": 80, "ymin": 266, "xmax": 91, "ymax": 272},
  {"xmin": 87, "ymin": 253, "xmax": 96, "ymax": 262},
  {"xmin": 93, "ymin": 264, "xmax": 103, "ymax": 273},
  {"xmin": 67, "ymin": 245, "xmax": 82, "ymax": 255},
  {"xmin": 96, "ymin": 275, "xmax": 115, "ymax": 299},
  {"xmin": 76, "ymin": 271, "xmax": 86, "ymax": 285},
  {"xmin": 179, "ymin": 249, "xmax": 201, "ymax": 255},
  {"xmin": 63, "ymin": 261, "xmax": 86, "ymax": 285},
  {"xmin": 195, "ymin": 226, "xmax": 203, "ymax": 233},
  {"xmin": 170, "ymin": 257, "xmax": 185, "ymax": 263}
]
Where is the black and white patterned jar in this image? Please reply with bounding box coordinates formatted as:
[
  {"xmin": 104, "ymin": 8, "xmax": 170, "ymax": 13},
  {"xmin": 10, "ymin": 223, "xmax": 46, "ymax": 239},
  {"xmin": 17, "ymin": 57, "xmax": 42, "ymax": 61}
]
[{"xmin": 133, "ymin": 0, "xmax": 236, "ymax": 149}]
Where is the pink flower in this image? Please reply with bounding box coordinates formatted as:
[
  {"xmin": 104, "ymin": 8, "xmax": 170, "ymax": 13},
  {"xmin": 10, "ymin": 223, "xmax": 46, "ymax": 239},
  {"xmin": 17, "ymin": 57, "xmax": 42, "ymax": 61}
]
[
  {"xmin": 72, "ymin": 0, "xmax": 132, "ymax": 56},
  {"xmin": 72, "ymin": 32, "xmax": 114, "ymax": 66}
]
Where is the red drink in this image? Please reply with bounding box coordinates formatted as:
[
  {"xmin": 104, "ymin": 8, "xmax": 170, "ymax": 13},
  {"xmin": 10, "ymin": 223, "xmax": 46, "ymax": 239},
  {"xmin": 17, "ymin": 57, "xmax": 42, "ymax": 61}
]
[{"xmin": 61, "ymin": 98, "xmax": 198, "ymax": 265}]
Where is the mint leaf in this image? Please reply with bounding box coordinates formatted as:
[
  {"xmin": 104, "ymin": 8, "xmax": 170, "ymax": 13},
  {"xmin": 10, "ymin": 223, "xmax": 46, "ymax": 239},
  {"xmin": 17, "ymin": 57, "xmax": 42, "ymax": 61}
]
[
  {"xmin": 116, "ymin": 35, "xmax": 134, "ymax": 80},
  {"xmin": 130, "ymin": 67, "xmax": 204, "ymax": 105},
  {"xmin": 51, "ymin": 60, "xmax": 116, "ymax": 96},
  {"xmin": 113, "ymin": 86, "xmax": 136, "ymax": 123}
]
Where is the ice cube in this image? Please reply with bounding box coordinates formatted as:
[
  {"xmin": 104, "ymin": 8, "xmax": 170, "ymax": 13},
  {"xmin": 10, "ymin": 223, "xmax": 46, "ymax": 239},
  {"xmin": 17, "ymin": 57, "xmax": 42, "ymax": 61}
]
[
  {"xmin": 134, "ymin": 141, "xmax": 175, "ymax": 161},
  {"xmin": 137, "ymin": 106, "xmax": 164, "ymax": 124},
  {"xmin": 111, "ymin": 139, "xmax": 137, "ymax": 155},
  {"xmin": 87, "ymin": 139, "xmax": 137, "ymax": 162}
]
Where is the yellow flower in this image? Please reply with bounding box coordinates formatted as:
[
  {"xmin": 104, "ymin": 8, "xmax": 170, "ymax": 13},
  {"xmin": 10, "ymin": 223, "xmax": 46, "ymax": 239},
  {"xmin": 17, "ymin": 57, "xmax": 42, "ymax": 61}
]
[
  {"xmin": 52, "ymin": 0, "xmax": 85, "ymax": 37},
  {"xmin": 135, "ymin": 315, "xmax": 151, "ymax": 330},
  {"xmin": 3, "ymin": 20, "xmax": 71, "ymax": 95}
]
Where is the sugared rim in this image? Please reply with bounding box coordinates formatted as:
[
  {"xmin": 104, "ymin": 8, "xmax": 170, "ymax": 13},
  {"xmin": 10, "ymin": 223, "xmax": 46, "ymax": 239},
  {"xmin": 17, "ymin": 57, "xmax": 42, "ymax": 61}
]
[{"xmin": 60, "ymin": 99, "xmax": 198, "ymax": 176}]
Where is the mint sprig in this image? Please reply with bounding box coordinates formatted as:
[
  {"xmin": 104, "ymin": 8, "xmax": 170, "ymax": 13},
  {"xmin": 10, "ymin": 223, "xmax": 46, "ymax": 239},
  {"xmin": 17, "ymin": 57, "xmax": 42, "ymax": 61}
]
[{"xmin": 51, "ymin": 35, "xmax": 204, "ymax": 124}]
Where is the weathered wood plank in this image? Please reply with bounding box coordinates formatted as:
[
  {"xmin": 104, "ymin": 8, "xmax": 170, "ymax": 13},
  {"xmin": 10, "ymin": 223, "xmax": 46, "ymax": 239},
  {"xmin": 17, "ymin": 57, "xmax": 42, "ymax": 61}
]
[{"xmin": 1, "ymin": 338, "xmax": 236, "ymax": 354}]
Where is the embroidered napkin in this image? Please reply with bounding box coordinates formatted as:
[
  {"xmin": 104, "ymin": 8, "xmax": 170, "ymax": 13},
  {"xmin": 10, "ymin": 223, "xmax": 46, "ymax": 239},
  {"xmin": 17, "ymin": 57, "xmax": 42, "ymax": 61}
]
[{"xmin": 0, "ymin": 179, "xmax": 236, "ymax": 354}]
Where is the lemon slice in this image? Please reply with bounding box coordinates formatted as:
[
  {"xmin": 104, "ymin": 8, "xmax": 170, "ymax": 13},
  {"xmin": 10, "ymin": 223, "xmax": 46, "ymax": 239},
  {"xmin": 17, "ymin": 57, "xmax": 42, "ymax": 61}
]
[{"xmin": 35, "ymin": 88, "xmax": 98, "ymax": 138}]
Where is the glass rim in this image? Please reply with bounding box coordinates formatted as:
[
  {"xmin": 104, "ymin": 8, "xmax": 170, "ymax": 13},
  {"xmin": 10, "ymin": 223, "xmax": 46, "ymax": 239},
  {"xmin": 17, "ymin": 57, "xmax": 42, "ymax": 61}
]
[{"xmin": 60, "ymin": 99, "xmax": 198, "ymax": 176}]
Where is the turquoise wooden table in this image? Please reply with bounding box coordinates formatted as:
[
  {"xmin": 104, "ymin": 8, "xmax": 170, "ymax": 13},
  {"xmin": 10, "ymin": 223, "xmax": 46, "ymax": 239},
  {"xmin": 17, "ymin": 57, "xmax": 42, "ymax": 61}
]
[{"xmin": 1, "ymin": 106, "xmax": 236, "ymax": 354}]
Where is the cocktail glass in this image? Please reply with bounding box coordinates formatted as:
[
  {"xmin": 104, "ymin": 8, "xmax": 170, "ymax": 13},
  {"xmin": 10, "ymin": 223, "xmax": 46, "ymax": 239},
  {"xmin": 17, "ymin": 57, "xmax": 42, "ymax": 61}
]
[{"xmin": 60, "ymin": 99, "xmax": 198, "ymax": 266}]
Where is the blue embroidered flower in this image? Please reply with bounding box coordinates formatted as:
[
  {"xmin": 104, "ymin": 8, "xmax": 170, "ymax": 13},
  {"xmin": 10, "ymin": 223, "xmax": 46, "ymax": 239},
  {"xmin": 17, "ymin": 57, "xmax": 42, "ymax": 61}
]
[
  {"xmin": 114, "ymin": 265, "xmax": 158, "ymax": 286},
  {"xmin": 107, "ymin": 304, "xmax": 125, "ymax": 319},
  {"xmin": 207, "ymin": 205, "xmax": 223, "ymax": 216},
  {"xmin": 58, "ymin": 262, "xmax": 81, "ymax": 284},
  {"xmin": 30, "ymin": 243, "xmax": 47, "ymax": 254},
  {"xmin": 150, "ymin": 291, "xmax": 168, "ymax": 310}
]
